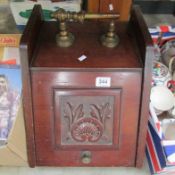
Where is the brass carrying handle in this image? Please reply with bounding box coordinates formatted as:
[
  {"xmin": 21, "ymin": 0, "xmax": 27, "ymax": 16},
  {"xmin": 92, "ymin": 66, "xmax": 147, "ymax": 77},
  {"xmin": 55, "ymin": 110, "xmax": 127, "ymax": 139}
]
[
  {"xmin": 51, "ymin": 9, "xmax": 120, "ymax": 48},
  {"xmin": 51, "ymin": 8, "xmax": 120, "ymax": 22}
]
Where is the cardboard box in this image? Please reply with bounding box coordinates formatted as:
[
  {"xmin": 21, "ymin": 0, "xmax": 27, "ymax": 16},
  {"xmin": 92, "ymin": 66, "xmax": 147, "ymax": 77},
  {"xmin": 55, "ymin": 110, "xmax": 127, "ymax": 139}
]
[
  {"xmin": 150, "ymin": 104, "xmax": 175, "ymax": 164},
  {"xmin": 0, "ymin": 0, "xmax": 8, "ymax": 4},
  {"xmin": 0, "ymin": 4, "xmax": 21, "ymax": 46},
  {"xmin": 146, "ymin": 104, "xmax": 175, "ymax": 174},
  {"xmin": 0, "ymin": 66, "xmax": 27, "ymax": 166},
  {"xmin": 10, "ymin": 0, "xmax": 82, "ymax": 26},
  {"xmin": 0, "ymin": 5, "xmax": 21, "ymax": 64},
  {"xmin": 0, "ymin": 34, "xmax": 21, "ymax": 47},
  {"xmin": 0, "ymin": 47, "xmax": 20, "ymax": 65},
  {"xmin": 0, "ymin": 1, "xmax": 27, "ymax": 167},
  {"xmin": 0, "ymin": 102, "xmax": 28, "ymax": 166}
]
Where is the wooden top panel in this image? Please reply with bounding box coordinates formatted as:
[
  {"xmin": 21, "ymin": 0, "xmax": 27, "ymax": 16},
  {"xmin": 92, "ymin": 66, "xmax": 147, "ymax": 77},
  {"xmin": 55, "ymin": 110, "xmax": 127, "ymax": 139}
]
[{"xmin": 31, "ymin": 21, "xmax": 142, "ymax": 68}]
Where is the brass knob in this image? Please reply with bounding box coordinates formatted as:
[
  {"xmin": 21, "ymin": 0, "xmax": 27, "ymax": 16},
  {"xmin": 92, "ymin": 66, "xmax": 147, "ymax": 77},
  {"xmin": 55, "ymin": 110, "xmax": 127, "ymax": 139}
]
[{"xmin": 81, "ymin": 151, "xmax": 91, "ymax": 164}]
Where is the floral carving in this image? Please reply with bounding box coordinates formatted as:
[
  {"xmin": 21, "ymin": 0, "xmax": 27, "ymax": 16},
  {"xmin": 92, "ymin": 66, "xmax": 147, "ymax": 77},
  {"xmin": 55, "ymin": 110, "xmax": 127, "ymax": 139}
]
[
  {"xmin": 90, "ymin": 103, "xmax": 111, "ymax": 127},
  {"xmin": 64, "ymin": 102, "xmax": 84, "ymax": 130},
  {"xmin": 71, "ymin": 117, "xmax": 103, "ymax": 142},
  {"xmin": 64, "ymin": 102, "xmax": 111, "ymax": 142}
]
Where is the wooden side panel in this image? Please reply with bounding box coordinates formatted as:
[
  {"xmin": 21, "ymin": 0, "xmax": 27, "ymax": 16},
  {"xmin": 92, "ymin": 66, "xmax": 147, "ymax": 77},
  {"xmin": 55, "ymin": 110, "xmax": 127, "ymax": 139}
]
[
  {"xmin": 20, "ymin": 5, "xmax": 43, "ymax": 64},
  {"xmin": 136, "ymin": 46, "xmax": 154, "ymax": 167},
  {"xmin": 20, "ymin": 5, "xmax": 43, "ymax": 167},
  {"xmin": 20, "ymin": 47, "xmax": 35, "ymax": 167},
  {"xmin": 128, "ymin": 5, "xmax": 153, "ymax": 64},
  {"xmin": 128, "ymin": 6, "xmax": 153, "ymax": 167}
]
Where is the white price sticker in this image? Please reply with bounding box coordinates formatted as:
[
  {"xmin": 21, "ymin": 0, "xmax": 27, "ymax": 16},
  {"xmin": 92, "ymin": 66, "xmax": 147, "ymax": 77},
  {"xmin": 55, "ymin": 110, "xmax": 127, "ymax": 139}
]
[
  {"xmin": 109, "ymin": 4, "xmax": 114, "ymax": 11},
  {"xmin": 96, "ymin": 77, "xmax": 111, "ymax": 87},
  {"xmin": 78, "ymin": 55, "xmax": 87, "ymax": 62}
]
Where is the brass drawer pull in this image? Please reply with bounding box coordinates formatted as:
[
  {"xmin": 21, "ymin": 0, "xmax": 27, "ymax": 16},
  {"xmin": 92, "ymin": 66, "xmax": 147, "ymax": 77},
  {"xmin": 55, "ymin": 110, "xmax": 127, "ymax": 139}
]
[{"xmin": 81, "ymin": 151, "xmax": 92, "ymax": 164}]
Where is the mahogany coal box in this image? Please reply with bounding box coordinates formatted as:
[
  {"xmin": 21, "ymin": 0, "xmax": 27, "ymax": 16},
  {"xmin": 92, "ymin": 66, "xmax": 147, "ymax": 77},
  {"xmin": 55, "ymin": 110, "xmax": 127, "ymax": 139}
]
[{"xmin": 20, "ymin": 5, "xmax": 153, "ymax": 167}]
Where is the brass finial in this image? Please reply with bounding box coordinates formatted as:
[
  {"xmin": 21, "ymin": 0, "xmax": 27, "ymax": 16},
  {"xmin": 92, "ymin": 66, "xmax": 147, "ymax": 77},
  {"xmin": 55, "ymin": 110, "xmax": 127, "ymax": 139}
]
[
  {"xmin": 56, "ymin": 21, "xmax": 74, "ymax": 48},
  {"xmin": 101, "ymin": 20, "xmax": 119, "ymax": 48}
]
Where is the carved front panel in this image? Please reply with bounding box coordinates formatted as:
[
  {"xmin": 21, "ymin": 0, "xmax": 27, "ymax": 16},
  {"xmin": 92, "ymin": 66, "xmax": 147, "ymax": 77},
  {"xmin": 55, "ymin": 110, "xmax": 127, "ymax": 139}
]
[
  {"xmin": 54, "ymin": 89, "xmax": 121, "ymax": 147},
  {"xmin": 61, "ymin": 96, "xmax": 114, "ymax": 145}
]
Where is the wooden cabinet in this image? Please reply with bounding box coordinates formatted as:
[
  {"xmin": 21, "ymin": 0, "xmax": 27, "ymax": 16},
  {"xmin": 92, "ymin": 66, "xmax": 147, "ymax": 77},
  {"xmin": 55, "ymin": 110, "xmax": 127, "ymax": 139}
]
[
  {"xmin": 20, "ymin": 5, "xmax": 153, "ymax": 167},
  {"xmin": 87, "ymin": 0, "xmax": 132, "ymax": 21}
]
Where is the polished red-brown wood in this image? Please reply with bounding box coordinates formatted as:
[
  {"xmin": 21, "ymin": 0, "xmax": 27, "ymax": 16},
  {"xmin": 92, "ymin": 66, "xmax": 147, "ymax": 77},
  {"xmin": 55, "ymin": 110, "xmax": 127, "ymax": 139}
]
[
  {"xmin": 128, "ymin": 6, "xmax": 153, "ymax": 167},
  {"xmin": 31, "ymin": 71, "xmax": 141, "ymax": 166},
  {"xmin": 20, "ymin": 5, "xmax": 44, "ymax": 167},
  {"xmin": 87, "ymin": 0, "xmax": 100, "ymax": 13},
  {"xmin": 88, "ymin": 0, "xmax": 132, "ymax": 21},
  {"xmin": 31, "ymin": 21, "xmax": 141, "ymax": 68},
  {"xmin": 20, "ymin": 5, "xmax": 153, "ymax": 167}
]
